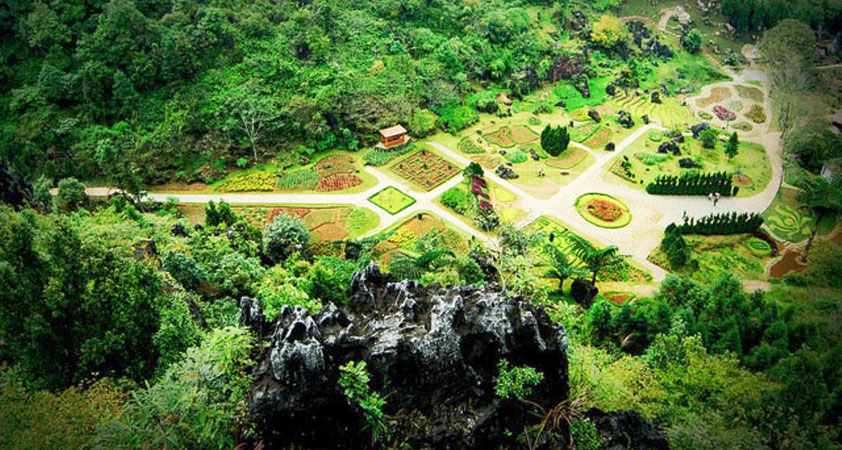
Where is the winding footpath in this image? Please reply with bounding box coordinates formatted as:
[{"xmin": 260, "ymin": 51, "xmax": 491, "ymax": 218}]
[{"xmin": 82, "ymin": 66, "xmax": 783, "ymax": 283}]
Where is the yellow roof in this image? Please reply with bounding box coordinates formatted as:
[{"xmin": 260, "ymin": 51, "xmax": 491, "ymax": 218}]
[{"xmin": 379, "ymin": 125, "xmax": 407, "ymax": 138}]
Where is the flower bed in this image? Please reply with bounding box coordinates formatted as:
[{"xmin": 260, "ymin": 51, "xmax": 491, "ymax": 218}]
[
  {"xmin": 584, "ymin": 127, "xmax": 613, "ymax": 148},
  {"xmin": 483, "ymin": 127, "xmax": 515, "ymax": 147},
  {"xmin": 390, "ymin": 149, "xmax": 460, "ymax": 191},
  {"xmin": 217, "ymin": 172, "xmax": 278, "ymax": 192},
  {"xmin": 316, "ymin": 173, "xmax": 363, "ymax": 191},
  {"xmin": 713, "ymin": 105, "xmax": 736, "ymax": 121},
  {"xmin": 458, "ymin": 138, "xmax": 485, "ymax": 154},
  {"xmin": 735, "ymin": 84, "xmax": 764, "ymax": 102},
  {"xmin": 545, "ymin": 147, "xmax": 587, "ymax": 169},
  {"xmin": 697, "ymin": 86, "xmax": 732, "ymax": 108},
  {"xmin": 510, "ymin": 125, "xmax": 539, "ymax": 145},
  {"xmin": 746, "ymin": 104, "xmax": 766, "ymax": 123},
  {"xmin": 277, "ymin": 168, "xmax": 320, "ymax": 190},
  {"xmin": 746, "ymin": 236, "xmax": 772, "ymax": 257},
  {"xmin": 575, "ymin": 193, "xmax": 631, "ymax": 228}
]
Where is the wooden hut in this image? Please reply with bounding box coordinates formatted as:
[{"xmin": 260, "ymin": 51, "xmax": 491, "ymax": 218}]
[{"xmin": 378, "ymin": 125, "xmax": 409, "ymax": 149}]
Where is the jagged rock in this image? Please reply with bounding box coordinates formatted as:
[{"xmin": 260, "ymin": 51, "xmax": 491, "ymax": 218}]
[
  {"xmin": 605, "ymin": 142, "xmax": 616, "ymax": 151},
  {"xmin": 674, "ymin": 134, "xmax": 685, "ymax": 144},
  {"xmin": 658, "ymin": 141, "xmax": 681, "ymax": 156},
  {"xmin": 642, "ymin": 114, "xmax": 650, "ymax": 125},
  {"xmin": 606, "ymin": 83, "xmax": 616, "ymax": 96},
  {"xmin": 171, "ymin": 222, "xmax": 189, "ymax": 237},
  {"xmin": 678, "ymin": 158, "xmax": 697, "ymax": 168},
  {"xmin": 496, "ymin": 165, "xmax": 519, "ymax": 179},
  {"xmin": 618, "ymin": 110, "xmax": 634, "ymax": 128},
  {"xmin": 585, "ymin": 409, "xmax": 671, "ymax": 450},
  {"xmin": 651, "ymin": 91, "xmax": 661, "ymax": 104},
  {"xmin": 588, "ymin": 110, "xmax": 602, "ymax": 123},
  {"xmin": 690, "ymin": 122, "xmax": 710, "ymax": 138},
  {"xmin": 674, "ymin": 86, "xmax": 693, "ymax": 95},
  {"xmin": 245, "ymin": 264, "xmax": 569, "ymax": 450},
  {"xmin": 530, "ymin": 149, "xmax": 540, "ymax": 161}
]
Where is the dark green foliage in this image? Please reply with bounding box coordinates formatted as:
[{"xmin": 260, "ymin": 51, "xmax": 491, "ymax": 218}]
[
  {"xmin": 99, "ymin": 327, "xmax": 255, "ymax": 449},
  {"xmin": 682, "ymin": 29, "xmax": 702, "ymax": 53},
  {"xmin": 676, "ymin": 212, "xmax": 764, "ymax": 235},
  {"xmin": 725, "ymin": 132, "xmax": 739, "ymax": 159},
  {"xmin": 307, "ymin": 256, "xmax": 357, "ymax": 305},
  {"xmin": 162, "ymin": 251, "xmax": 207, "ymax": 291},
  {"xmin": 264, "ymin": 212, "xmax": 310, "ymax": 262},
  {"xmin": 441, "ymin": 186, "xmax": 469, "ymax": 214},
  {"xmin": 540, "ymin": 124, "xmax": 571, "ymax": 157},
  {"xmin": 645, "ymin": 171, "xmax": 733, "ymax": 196},
  {"xmin": 721, "ymin": 1, "xmax": 838, "ymax": 32},
  {"xmin": 205, "ymin": 200, "xmax": 238, "ymax": 228},
  {"xmin": 54, "ymin": 178, "xmax": 87, "ymax": 213},
  {"xmin": 493, "ymin": 359, "xmax": 544, "ymax": 402},
  {"xmin": 699, "ymin": 129, "xmax": 719, "ymax": 149},
  {"xmin": 462, "ymin": 161, "xmax": 484, "ymax": 179},
  {"xmin": 661, "ymin": 224, "xmax": 689, "ymax": 269},
  {"xmin": 338, "ymin": 361, "xmax": 389, "ymax": 445},
  {"xmin": 0, "ymin": 209, "xmax": 169, "ymax": 389}
]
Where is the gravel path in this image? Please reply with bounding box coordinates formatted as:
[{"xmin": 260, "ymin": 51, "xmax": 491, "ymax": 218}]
[{"xmin": 73, "ymin": 68, "xmax": 784, "ymax": 284}]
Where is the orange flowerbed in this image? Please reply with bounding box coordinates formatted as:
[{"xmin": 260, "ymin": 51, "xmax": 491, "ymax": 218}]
[{"xmin": 586, "ymin": 198, "xmax": 624, "ymax": 222}]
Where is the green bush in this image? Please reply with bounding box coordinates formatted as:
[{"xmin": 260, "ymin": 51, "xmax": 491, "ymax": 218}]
[
  {"xmin": 435, "ymin": 103, "xmax": 479, "ymax": 133},
  {"xmin": 338, "ymin": 361, "xmax": 389, "ymax": 445},
  {"xmin": 493, "ymin": 359, "xmax": 544, "ymax": 402},
  {"xmin": 55, "ymin": 177, "xmax": 87, "ymax": 212},
  {"xmin": 441, "ymin": 186, "xmax": 468, "ymax": 213},
  {"xmin": 407, "ymin": 109, "xmax": 439, "ymax": 137},
  {"xmin": 636, "ymin": 152, "xmax": 668, "ymax": 165},
  {"xmin": 98, "ymin": 327, "xmax": 255, "ymax": 450},
  {"xmin": 264, "ymin": 212, "xmax": 310, "ymax": 262},
  {"xmin": 504, "ymin": 149, "xmax": 528, "ymax": 164}
]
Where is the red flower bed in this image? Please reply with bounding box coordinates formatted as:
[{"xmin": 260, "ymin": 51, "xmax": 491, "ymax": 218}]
[
  {"xmin": 713, "ymin": 105, "xmax": 736, "ymax": 121},
  {"xmin": 316, "ymin": 173, "xmax": 363, "ymax": 192},
  {"xmin": 586, "ymin": 199, "xmax": 624, "ymax": 222}
]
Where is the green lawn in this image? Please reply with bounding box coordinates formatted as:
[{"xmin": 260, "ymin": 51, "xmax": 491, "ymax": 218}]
[
  {"xmin": 368, "ymin": 187, "xmax": 416, "ymax": 215},
  {"xmin": 649, "ymin": 233, "xmax": 774, "ymax": 282},
  {"xmin": 607, "ymin": 131, "xmax": 772, "ymax": 197},
  {"xmin": 762, "ymin": 187, "xmax": 837, "ymax": 243}
]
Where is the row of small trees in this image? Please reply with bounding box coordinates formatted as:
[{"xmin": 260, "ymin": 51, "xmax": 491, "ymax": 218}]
[
  {"xmin": 645, "ymin": 171, "xmax": 734, "ymax": 196},
  {"xmin": 675, "ymin": 212, "xmax": 764, "ymax": 235},
  {"xmin": 540, "ymin": 125, "xmax": 570, "ymax": 157}
]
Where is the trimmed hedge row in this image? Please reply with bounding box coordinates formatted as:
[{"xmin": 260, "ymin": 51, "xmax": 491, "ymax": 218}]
[
  {"xmin": 646, "ymin": 171, "xmax": 733, "ymax": 196},
  {"xmin": 676, "ymin": 212, "xmax": 764, "ymax": 235}
]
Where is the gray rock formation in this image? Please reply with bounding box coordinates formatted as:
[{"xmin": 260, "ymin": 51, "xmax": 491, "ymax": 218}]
[
  {"xmin": 242, "ymin": 264, "xmax": 670, "ymax": 450},
  {"xmin": 244, "ymin": 264, "xmax": 568, "ymax": 449}
]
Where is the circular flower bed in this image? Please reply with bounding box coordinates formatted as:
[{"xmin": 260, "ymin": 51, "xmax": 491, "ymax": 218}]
[
  {"xmin": 575, "ymin": 193, "xmax": 632, "ymax": 228},
  {"xmin": 746, "ymin": 236, "xmax": 773, "ymax": 257}
]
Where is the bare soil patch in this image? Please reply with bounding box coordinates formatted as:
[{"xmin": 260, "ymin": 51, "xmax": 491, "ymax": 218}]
[
  {"xmin": 697, "ymin": 86, "xmax": 732, "ymax": 108},
  {"xmin": 769, "ymin": 249, "xmax": 806, "ymax": 278}
]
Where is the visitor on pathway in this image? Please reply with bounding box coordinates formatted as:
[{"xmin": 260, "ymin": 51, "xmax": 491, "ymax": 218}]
[
  {"xmin": 714, "ymin": 192, "xmax": 721, "ymax": 206},
  {"xmin": 708, "ymin": 192, "xmax": 714, "ymax": 202}
]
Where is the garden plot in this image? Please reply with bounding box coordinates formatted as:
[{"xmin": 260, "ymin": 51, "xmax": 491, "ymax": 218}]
[
  {"xmin": 372, "ymin": 213, "xmax": 468, "ymax": 265},
  {"xmin": 606, "ymin": 131, "xmax": 773, "ymax": 197},
  {"xmin": 649, "ymin": 233, "xmax": 776, "ymax": 282},
  {"xmin": 503, "ymin": 148, "xmax": 596, "ymax": 199},
  {"xmin": 483, "ymin": 127, "xmax": 515, "ymax": 148},
  {"xmin": 529, "ymin": 216, "xmax": 653, "ymax": 283},
  {"xmin": 369, "ymin": 187, "xmax": 416, "ymax": 215},
  {"xmin": 762, "ymin": 187, "xmax": 837, "ymax": 243},
  {"xmin": 274, "ymin": 152, "xmax": 375, "ymax": 193},
  {"xmin": 176, "ymin": 204, "xmax": 379, "ymax": 242},
  {"xmin": 436, "ymin": 179, "xmax": 526, "ymax": 230},
  {"xmin": 609, "ymin": 91, "xmax": 696, "ymax": 128},
  {"xmin": 389, "ymin": 148, "xmax": 461, "ymax": 191}
]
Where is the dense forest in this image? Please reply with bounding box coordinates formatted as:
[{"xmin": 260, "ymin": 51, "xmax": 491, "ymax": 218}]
[{"xmin": 1, "ymin": 0, "xmax": 842, "ymax": 449}]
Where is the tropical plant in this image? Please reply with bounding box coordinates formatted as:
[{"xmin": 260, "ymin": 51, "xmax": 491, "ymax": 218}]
[
  {"xmin": 388, "ymin": 248, "xmax": 454, "ymax": 281},
  {"xmin": 543, "ymin": 243, "xmax": 584, "ymax": 294},
  {"xmin": 264, "ymin": 212, "xmax": 310, "ymax": 262},
  {"xmin": 338, "ymin": 361, "xmax": 389, "ymax": 445},
  {"xmin": 566, "ymin": 234, "xmax": 625, "ymax": 284}
]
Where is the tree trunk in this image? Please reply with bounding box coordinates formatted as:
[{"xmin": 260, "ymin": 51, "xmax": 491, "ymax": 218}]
[
  {"xmin": 591, "ymin": 269, "xmax": 598, "ymax": 285},
  {"xmin": 800, "ymin": 212, "xmax": 822, "ymax": 263}
]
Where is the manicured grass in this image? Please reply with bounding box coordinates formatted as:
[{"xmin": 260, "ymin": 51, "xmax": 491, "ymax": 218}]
[
  {"xmin": 608, "ymin": 132, "xmax": 772, "ymax": 196},
  {"xmin": 368, "ymin": 187, "xmax": 416, "ymax": 215},
  {"xmin": 575, "ymin": 193, "xmax": 632, "ymax": 229},
  {"xmin": 372, "ymin": 211, "xmax": 469, "ymax": 264},
  {"xmin": 609, "ymin": 90, "xmax": 696, "ymax": 128},
  {"xmin": 761, "ymin": 187, "xmax": 836, "ymax": 243}
]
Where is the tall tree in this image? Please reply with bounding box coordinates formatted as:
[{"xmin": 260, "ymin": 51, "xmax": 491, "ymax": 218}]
[
  {"xmin": 543, "ymin": 243, "xmax": 583, "ymax": 294},
  {"xmin": 725, "ymin": 132, "xmax": 740, "ymax": 159},
  {"xmin": 796, "ymin": 176, "xmax": 842, "ymax": 262}
]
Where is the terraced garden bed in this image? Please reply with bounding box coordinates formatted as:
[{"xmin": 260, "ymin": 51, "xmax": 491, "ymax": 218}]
[
  {"xmin": 510, "ymin": 125, "xmax": 539, "ymax": 145},
  {"xmin": 545, "ymin": 147, "xmax": 587, "ymax": 169},
  {"xmin": 372, "ymin": 213, "xmax": 468, "ymax": 264},
  {"xmin": 483, "ymin": 127, "xmax": 515, "ymax": 147}
]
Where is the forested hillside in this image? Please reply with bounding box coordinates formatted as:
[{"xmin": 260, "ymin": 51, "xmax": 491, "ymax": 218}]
[{"xmin": 1, "ymin": 0, "xmax": 567, "ymax": 185}]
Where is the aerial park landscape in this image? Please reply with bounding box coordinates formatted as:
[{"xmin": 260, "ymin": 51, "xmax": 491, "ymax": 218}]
[{"xmin": 1, "ymin": 0, "xmax": 841, "ymax": 449}]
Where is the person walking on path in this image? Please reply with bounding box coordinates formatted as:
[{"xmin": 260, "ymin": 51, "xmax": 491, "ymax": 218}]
[
  {"xmin": 713, "ymin": 192, "xmax": 720, "ymax": 206},
  {"xmin": 708, "ymin": 192, "xmax": 714, "ymax": 203}
]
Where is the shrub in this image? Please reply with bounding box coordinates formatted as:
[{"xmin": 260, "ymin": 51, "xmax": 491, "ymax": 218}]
[
  {"xmin": 407, "ymin": 109, "xmax": 438, "ymax": 137},
  {"xmin": 683, "ymin": 29, "xmax": 702, "ymax": 53},
  {"xmin": 473, "ymin": 206, "xmax": 500, "ymax": 231},
  {"xmin": 635, "ymin": 152, "xmax": 668, "ymax": 165},
  {"xmin": 540, "ymin": 124, "xmax": 571, "ymax": 156},
  {"xmin": 504, "ymin": 149, "xmax": 528, "ymax": 164},
  {"xmin": 675, "ymin": 212, "xmax": 764, "ymax": 235},
  {"xmin": 661, "ymin": 224, "xmax": 689, "ymax": 268},
  {"xmin": 338, "ymin": 361, "xmax": 389, "ymax": 445},
  {"xmin": 55, "ymin": 177, "xmax": 87, "ymax": 212},
  {"xmin": 264, "ymin": 212, "xmax": 310, "ymax": 262},
  {"xmin": 435, "ymin": 103, "xmax": 479, "ymax": 133},
  {"xmin": 700, "ymin": 129, "xmax": 719, "ymax": 149},
  {"xmin": 493, "ymin": 359, "xmax": 544, "ymax": 402},
  {"xmin": 441, "ymin": 186, "xmax": 468, "ymax": 213},
  {"xmin": 746, "ymin": 104, "xmax": 766, "ymax": 123},
  {"xmin": 98, "ymin": 327, "xmax": 255, "ymax": 450},
  {"xmin": 646, "ymin": 171, "xmax": 732, "ymax": 196}
]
